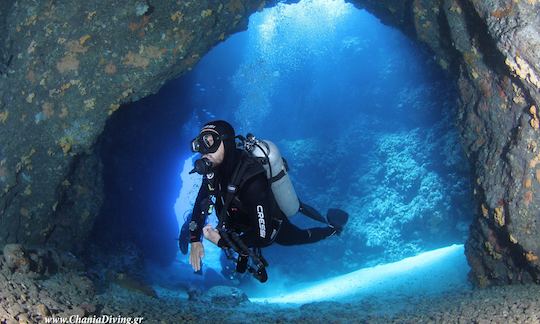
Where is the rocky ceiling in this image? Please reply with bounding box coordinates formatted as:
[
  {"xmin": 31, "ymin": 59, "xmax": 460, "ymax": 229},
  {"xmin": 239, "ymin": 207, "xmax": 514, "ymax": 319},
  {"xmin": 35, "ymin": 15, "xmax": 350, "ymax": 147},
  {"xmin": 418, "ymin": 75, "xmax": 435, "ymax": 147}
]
[{"xmin": 0, "ymin": 0, "xmax": 539, "ymax": 286}]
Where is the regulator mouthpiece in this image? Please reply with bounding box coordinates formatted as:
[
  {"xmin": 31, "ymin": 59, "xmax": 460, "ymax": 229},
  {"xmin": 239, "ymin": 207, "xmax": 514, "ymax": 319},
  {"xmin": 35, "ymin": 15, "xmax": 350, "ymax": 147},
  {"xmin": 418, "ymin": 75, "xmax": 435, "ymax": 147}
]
[{"xmin": 190, "ymin": 158, "xmax": 214, "ymax": 175}]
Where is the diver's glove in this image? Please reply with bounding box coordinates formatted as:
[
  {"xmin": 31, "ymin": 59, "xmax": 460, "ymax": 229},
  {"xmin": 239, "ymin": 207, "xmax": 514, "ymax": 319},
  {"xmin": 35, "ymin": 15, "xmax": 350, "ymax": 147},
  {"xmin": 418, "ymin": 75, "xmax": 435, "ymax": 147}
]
[{"xmin": 189, "ymin": 158, "xmax": 213, "ymax": 175}]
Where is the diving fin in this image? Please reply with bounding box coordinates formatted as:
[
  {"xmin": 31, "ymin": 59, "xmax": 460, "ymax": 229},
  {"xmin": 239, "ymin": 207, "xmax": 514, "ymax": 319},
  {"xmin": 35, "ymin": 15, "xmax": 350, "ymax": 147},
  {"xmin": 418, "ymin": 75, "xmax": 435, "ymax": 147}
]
[
  {"xmin": 327, "ymin": 208, "xmax": 349, "ymax": 235},
  {"xmin": 299, "ymin": 202, "xmax": 327, "ymax": 224},
  {"xmin": 236, "ymin": 255, "xmax": 248, "ymax": 274},
  {"xmin": 178, "ymin": 217, "xmax": 190, "ymax": 255}
]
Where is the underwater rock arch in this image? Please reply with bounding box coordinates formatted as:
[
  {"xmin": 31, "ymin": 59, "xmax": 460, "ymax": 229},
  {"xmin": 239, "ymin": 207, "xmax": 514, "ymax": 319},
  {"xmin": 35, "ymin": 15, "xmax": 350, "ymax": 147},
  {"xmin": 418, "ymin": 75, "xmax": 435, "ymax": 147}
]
[{"xmin": 0, "ymin": 0, "xmax": 539, "ymax": 286}]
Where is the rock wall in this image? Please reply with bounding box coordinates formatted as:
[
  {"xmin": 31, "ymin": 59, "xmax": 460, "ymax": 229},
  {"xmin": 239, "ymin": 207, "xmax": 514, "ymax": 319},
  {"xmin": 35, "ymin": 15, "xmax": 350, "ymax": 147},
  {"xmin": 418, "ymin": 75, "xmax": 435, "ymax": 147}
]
[
  {"xmin": 352, "ymin": 0, "xmax": 540, "ymax": 286},
  {"xmin": 0, "ymin": 0, "xmax": 265, "ymax": 252},
  {"xmin": 1, "ymin": 0, "xmax": 539, "ymax": 285}
]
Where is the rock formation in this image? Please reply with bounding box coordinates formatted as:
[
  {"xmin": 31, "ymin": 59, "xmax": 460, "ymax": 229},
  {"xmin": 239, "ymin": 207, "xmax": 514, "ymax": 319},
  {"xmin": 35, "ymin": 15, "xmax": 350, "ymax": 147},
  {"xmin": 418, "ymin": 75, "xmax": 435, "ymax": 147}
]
[
  {"xmin": 0, "ymin": 0, "xmax": 266, "ymax": 252},
  {"xmin": 352, "ymin": 0, "xmax": 540, "ymax": 286},
  {"xmin": 1, "ymin": 0, "xmax": 539, "ymax": 286}
]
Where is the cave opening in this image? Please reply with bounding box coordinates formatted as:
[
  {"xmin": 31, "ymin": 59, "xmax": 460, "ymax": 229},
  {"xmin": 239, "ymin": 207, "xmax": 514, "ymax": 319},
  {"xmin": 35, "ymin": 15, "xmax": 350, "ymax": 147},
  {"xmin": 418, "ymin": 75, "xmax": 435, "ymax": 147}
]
[{"xmin": 91, "ymin": 0, "xmax": 474, "ymax": 301}]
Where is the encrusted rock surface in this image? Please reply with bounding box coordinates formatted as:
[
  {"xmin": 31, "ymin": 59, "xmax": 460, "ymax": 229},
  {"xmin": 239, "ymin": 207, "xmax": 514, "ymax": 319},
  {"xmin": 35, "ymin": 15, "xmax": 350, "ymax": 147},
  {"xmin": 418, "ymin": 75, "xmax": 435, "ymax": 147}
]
[
  {"xmin": 353, "ymin": 0, "xmax": 540, "ymax": 286},
  {"xmin": 0, "ymin": 0, "xmax": 265, "ymax": 253},
  {"xmin": 0, "ymin": 247, "xmax": 95, "ymax": 323},
  {"xmin": 0, "ymin": 0, "xmax": 539, "ymax": 288},
  {"xmin": 2, "ymin": 248, "xmax": 540, "ymax": 323}
]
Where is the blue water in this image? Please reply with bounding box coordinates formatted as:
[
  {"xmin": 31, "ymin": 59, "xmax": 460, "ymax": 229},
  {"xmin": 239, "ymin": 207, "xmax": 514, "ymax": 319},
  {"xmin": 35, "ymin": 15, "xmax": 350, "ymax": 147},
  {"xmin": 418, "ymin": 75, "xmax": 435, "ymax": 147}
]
[{"xmin": 140, "ymin": 0, "xmax": 474, "ymax": 300}]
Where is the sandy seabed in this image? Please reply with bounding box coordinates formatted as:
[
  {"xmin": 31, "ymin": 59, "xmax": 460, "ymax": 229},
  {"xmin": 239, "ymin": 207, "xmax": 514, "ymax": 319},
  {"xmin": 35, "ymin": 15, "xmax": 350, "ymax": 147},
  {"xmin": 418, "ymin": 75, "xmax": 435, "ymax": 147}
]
[
  {"xmin": 102, "ymin": 284, "xmax": 540, "ymax": 323},
  {"xmin": 1, "ymin": 247, "xmax": 539, "ymax": 324},
  {"xmin": 2, "ymin": 269, "xmax": 540, "ymax": 324}
]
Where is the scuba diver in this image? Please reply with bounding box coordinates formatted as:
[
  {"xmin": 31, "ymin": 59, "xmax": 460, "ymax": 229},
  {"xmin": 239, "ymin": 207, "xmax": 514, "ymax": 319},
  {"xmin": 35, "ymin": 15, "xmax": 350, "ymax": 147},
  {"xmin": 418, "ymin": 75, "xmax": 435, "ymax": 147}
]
[{"xmin": 179, "ymin": 120, "xmax": 348, "ymax": 282}]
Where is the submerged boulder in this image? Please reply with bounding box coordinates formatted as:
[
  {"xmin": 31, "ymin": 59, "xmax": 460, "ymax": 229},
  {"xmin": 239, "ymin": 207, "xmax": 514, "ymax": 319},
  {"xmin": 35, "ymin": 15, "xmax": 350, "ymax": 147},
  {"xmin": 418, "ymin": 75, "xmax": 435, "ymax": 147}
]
[
  {"xmin": 204, "ymin": 286, "xmax": 250, "ymax": 307},
  {"xmin": 3, "ymin": 244, "xmax": 31, "ymax": 273},
  {"xmin": 2, "ymin": 243, "xmax": 83, "ymax": 276}
]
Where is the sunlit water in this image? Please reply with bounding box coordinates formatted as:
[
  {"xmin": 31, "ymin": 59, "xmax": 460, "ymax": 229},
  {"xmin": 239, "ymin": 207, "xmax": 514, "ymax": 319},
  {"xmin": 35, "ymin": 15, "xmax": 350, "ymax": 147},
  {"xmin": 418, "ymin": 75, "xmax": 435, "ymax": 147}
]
[{"xmin": 162, "ymin": 0, "xmax": 473, "ymax": 302}]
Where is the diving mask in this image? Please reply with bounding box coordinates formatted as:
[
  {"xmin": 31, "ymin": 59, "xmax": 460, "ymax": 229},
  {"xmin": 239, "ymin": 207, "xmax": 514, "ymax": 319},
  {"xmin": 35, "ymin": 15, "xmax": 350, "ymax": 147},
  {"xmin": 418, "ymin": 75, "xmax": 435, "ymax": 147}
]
[{"xmin": 191, "ymin": 130, "xmax": 228, "ymax": 154}]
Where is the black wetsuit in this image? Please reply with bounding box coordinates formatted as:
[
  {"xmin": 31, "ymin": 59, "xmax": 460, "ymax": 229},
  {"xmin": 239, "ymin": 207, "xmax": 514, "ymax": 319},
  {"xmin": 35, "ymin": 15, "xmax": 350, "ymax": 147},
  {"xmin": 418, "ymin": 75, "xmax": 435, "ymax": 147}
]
[{"xmin": 189, "ymin": 149, "xmax": 335, "ymax": 248}]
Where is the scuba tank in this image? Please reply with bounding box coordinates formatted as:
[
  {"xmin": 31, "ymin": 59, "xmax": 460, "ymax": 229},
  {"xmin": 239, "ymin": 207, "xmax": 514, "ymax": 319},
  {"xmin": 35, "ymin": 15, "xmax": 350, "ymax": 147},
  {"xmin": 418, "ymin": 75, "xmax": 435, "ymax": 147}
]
[{"xmin": 240, "ymin": 134, "xmax": 300, "ymax": 217}]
